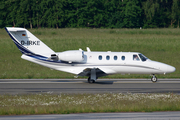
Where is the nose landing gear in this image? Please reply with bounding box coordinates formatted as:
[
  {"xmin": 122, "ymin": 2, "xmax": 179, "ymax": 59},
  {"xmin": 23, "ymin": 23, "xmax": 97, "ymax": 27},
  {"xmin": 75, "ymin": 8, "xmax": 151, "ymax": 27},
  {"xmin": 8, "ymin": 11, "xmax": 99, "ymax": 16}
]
[{"xmin": 151, "ymin": 74, "xmax": 157, "ymax": 83}]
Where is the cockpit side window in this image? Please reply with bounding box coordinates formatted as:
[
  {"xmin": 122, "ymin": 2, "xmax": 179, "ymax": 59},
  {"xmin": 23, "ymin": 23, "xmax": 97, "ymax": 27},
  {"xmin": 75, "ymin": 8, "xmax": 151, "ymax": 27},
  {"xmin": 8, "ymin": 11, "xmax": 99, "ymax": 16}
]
[
  {"xmin": 138, "ymin": 54, "xmax": 148, "ymax": 62},
  {"xmin": 133, "ymin": 54, "xmax": 140, "ymax": 61}
]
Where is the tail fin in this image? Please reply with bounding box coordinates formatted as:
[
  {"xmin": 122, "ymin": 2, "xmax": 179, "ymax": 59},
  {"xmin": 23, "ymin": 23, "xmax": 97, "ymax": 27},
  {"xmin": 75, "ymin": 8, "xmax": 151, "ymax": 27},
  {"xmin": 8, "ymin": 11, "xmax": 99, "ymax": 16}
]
[{"xmin": 5, "ymin": 27, "xmax": 55, "ymax": 56}]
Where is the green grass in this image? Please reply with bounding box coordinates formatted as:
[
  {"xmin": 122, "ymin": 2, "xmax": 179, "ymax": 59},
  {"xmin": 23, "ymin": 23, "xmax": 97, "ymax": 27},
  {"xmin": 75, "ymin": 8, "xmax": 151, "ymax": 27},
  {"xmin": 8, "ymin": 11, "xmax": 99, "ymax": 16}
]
[
  {"xmin": 0, "ymin": 28, "xmax": 179, "ymax": 79},
  {"xmin": 0, "ymin": 93, "xmax": 179, "ymax": 115}
]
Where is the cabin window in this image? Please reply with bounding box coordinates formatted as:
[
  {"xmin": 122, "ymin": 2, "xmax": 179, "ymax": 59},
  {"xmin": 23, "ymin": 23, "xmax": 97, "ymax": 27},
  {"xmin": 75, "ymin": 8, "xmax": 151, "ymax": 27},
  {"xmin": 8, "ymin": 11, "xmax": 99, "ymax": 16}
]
[
  {"xmin": 133, "ymin": 54, "xmax": 140, "ymax": 61},
  {"xmin": 98, "ymin": 55, "xmax": 102, "ymax": 60},
  {"xmin": 121, "ymin": 56, "xmax": 125, "ymax": 60},
  {"xmin": 106, "ymin": 55, "xmax": 110, "ymax": 60},
  {"xmin": 114, "ymin": 56, "xmax": 117, "ymax": 60}
]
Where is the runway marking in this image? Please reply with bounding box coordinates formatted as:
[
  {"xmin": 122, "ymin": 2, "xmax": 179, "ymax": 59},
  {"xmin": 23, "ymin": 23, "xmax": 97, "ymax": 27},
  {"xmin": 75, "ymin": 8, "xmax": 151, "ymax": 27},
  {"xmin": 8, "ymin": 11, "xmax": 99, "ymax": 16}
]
[
  {"xmin": 0, "ymin": 82, "xmax": 85, "ymax": 84},
  {"xmin": 0, "ymin": 81, "xmax": 180, "ymax": 84},
  {"xmin": 1, "ymin": 79, "xmax": 180, "ymax": 81},
  {"xmin": 0, "ymin": 79, "xmax": 180, "ymax": 84}
]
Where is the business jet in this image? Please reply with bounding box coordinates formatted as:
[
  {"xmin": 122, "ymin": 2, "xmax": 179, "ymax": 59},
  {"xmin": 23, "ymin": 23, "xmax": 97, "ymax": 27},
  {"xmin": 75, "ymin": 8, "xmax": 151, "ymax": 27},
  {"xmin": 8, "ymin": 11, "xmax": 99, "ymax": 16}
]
[{"xmin": 5, "ymin": 27, "xmax": 176, "ymax": 83}]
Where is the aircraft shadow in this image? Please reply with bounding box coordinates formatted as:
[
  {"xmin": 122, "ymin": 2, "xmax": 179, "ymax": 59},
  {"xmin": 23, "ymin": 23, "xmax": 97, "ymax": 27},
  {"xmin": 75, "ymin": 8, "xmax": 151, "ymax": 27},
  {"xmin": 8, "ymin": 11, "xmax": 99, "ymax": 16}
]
[
  {"xmin": 86, "ymin": 81, "xmax": 114, "ymax": 85},
  {"xmin": 52, "ymin": 80, "xmax": 114, "ymax": 84}
]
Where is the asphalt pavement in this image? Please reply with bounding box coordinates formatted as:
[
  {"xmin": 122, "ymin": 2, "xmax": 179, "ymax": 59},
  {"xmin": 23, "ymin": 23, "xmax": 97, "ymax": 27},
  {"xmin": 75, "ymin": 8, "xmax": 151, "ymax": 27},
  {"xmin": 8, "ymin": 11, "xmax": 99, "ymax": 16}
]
[{"xmin": 0, "ymin": 79, "xmax": 180, "ymax": 94}]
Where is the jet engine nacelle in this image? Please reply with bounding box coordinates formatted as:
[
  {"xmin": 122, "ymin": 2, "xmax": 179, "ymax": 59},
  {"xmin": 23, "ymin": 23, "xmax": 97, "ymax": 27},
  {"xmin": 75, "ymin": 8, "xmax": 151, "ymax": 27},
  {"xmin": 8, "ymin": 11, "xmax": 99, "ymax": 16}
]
[{"xmin": 58, "ymin": 50, "xmax": 84, "ymax": 63}]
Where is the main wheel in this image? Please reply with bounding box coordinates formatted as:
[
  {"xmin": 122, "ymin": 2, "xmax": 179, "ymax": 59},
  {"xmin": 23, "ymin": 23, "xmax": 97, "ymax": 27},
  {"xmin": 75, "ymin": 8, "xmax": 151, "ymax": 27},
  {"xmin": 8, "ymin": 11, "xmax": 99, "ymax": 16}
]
[
  {"xmin": 89, "ymin": 79, "xmax": 95, "ymax": 83},
  {"xmin": 88, "ymin": 77, "xmax": 95, "ymax": 83},
  {"xmin": 151, "ymin": 76, "xmax": 157, "ymax": 83}
]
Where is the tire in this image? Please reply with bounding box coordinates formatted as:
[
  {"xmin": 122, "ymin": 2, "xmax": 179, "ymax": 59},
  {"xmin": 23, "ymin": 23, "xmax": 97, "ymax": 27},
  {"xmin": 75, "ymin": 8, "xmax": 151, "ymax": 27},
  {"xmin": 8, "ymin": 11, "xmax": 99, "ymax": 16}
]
[
  {"xmin": 88, "ymin": 78, "xmax": 95, "ymax": 83},
  {"xmin": 89, "ymin": 79, "xmax": 95, "ymax": 83},
  {"xmin": 91, "ymin": 80, "xmax": 95, "ymax": 83},
  {"xmin": 151, "ymin": 76, "xmax": 157, "ymax": 83},
  {"xmin": 88, "ymin": 77, "xmax": 90, "ymax": 82}
]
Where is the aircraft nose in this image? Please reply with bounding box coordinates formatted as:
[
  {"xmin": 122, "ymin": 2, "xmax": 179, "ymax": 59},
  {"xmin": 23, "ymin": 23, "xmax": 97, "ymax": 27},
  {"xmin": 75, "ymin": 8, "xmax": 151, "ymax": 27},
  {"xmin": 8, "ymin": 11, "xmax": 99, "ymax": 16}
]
[{"xmin": 166, "ymin": 65, "xmax": 176, "ymax": 73}]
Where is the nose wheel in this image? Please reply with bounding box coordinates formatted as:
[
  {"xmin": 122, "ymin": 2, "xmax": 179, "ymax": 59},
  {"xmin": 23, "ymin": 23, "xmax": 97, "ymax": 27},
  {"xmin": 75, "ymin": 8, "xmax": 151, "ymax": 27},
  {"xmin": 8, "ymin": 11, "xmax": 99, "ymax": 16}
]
[{"xmin": 151, "ymin": 75, "xmax": 157, "ymax": 83}]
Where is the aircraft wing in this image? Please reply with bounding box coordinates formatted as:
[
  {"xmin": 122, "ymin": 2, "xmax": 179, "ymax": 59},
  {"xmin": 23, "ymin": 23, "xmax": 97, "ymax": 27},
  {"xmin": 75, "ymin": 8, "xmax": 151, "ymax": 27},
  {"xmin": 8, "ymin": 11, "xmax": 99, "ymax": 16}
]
[{"xmin": 78, "ymin": 67, "xmax": 115, "ymax": 77}]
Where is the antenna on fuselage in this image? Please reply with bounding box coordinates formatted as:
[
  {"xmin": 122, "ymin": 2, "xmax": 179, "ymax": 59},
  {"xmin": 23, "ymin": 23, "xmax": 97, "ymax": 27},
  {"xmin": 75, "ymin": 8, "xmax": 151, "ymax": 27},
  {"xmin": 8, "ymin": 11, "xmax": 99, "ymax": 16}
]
[
  {"xmin": 79, "ymin": 48, "xmax": 83, "ymax": 51},
  {"xmin": 87, "ymin": 47, "xmax": 91, "ymax": 52}
]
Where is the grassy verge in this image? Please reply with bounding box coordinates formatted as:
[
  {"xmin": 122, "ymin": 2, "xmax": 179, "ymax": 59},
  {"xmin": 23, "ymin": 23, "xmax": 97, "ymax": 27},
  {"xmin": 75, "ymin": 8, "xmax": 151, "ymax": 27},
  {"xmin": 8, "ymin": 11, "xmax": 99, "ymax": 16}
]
[
  {"xmin": 0, "ymin": 28, "xmax": 179, "ymax": 79},
  {"xmin": 0, "ymin": 93, "xmax": 179, "ymax": 115}
]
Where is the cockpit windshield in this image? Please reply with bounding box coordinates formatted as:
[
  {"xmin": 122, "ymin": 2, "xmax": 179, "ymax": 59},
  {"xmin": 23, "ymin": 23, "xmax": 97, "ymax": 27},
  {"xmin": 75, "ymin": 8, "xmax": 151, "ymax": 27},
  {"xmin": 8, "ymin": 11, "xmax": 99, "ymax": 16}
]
[{"xmin": 138, "ymin": 54, "xmax": 148, "ymax": 61}]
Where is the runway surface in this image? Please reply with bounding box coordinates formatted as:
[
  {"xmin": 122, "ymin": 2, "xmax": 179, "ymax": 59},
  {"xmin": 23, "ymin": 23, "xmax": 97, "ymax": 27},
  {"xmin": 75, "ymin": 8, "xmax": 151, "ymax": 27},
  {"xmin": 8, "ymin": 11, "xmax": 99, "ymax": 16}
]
[
  {"xmin": 0, "ymin": 79, "xmax": 180, "ymax": 119},
  {"xmin": 1, "ymin": 112, "xmax": 180, "ymax": 120},
  {"xmin": 0, "ymin": 79, "xmax": 180, "ymax": 94}
]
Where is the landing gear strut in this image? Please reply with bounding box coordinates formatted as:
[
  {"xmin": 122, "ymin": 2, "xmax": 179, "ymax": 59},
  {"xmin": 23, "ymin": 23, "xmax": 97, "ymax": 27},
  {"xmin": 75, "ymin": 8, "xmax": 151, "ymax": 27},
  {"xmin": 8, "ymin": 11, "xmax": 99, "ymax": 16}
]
[
  {"xmin": 151, "ymin": 74, "xmax": 157, "ymax": 83},
  {"xmin": 88, "ymin": 68, "xmax": 96, "ymax": 83}
]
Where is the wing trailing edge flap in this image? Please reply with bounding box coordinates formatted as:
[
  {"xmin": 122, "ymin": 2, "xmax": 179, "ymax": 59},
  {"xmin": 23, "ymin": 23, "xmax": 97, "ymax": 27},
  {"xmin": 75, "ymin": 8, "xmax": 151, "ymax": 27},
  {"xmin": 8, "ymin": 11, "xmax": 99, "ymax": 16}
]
[{"xmin": 78, "ymin": 67, "xmax": 115, "ymax": 77}]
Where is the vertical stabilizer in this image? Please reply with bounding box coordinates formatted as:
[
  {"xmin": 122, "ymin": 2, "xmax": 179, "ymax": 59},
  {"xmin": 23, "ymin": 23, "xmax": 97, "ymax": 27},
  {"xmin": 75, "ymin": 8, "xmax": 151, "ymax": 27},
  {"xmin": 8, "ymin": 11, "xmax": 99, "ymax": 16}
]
[{"xmin": 5, "ymin": 27, "xmax": 55, "ymax": 56}]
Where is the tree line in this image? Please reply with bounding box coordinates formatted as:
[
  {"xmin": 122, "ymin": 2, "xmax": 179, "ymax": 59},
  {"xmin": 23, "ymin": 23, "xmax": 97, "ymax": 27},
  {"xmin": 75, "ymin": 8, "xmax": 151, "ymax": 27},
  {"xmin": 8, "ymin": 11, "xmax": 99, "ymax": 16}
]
[{"xmin": 0, "ymin": 0, "xmax": 180, "ymax": 29}]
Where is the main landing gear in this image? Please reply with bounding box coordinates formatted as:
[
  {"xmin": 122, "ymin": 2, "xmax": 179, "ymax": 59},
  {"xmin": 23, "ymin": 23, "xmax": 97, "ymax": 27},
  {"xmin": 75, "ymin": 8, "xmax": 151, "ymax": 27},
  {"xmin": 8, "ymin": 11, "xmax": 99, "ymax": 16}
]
[
  {"xmin": 151, "ymin": 74, "xmax": 157, "ymax": 83},
  {"xmin": 87, "ymin": 68, "xmax": 97, "ymax": 83},
  {"xmin": 88, "ymin": 77, "xmax": 95, "ymax": 83}
]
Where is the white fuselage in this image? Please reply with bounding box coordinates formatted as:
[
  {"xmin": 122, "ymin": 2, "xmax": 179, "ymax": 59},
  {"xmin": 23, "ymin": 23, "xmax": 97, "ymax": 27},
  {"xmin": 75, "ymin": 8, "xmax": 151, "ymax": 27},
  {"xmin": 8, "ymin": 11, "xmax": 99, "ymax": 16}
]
[{"xmin": 21, "ymin": 51, "xmax": 175, "ymax": 77}]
